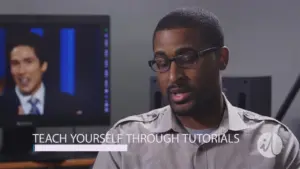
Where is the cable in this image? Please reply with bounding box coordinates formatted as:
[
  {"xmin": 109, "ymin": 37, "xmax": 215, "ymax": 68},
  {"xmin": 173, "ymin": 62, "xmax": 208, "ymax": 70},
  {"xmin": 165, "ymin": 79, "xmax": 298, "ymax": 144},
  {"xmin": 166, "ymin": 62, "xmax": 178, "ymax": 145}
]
[{"xmin": 276, "ymin": 74, "xmax": 300, "ymax": 121}]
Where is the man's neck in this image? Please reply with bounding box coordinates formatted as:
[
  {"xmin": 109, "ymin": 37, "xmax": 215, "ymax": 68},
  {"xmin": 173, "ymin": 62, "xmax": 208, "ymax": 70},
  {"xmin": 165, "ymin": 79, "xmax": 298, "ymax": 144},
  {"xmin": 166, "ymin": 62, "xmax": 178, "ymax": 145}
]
[
  {"xmin": 177, "ymin": 93, "xmax": 224, "ymax": 130},
  {"xmin": 30, "ymin": 83, "xmax": 43, "ymax": 96},
  {"xmin": 17, "ymin": 83, "xmax": 43, "ymax": 97}
]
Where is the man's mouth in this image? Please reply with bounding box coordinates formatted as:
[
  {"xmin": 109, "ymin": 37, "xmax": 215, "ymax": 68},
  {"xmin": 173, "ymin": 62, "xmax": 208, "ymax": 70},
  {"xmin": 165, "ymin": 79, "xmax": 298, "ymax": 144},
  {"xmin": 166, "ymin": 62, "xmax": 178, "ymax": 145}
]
[
  {"xmin": 18, "ymin": 77, "xmax": 30, "ymax": 86},
  {"xmin": 169, "ymin": 88, "xmax": 192, "ymax": 104}
]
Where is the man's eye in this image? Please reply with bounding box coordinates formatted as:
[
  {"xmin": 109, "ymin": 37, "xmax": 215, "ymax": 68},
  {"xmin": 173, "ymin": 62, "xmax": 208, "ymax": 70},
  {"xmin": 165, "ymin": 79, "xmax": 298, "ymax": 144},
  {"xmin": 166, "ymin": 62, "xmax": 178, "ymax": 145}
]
[
  {"xmin": 155, "ymin": 58, "xmax": 166, "ymax": 64},
  {"xmin": 179, "ymin": 53, "xmax": 197, "ymax": 63},
  {"xmin": 156, "ymin": 60, "xmax": 165, "ymax": 65},
  {"xmin": 24, "ymin": 59, "xmax": 33, "ymax": 64},
  {"xmin": 10, "ymin": 61, "xmax": 18, "ymax": 66}
]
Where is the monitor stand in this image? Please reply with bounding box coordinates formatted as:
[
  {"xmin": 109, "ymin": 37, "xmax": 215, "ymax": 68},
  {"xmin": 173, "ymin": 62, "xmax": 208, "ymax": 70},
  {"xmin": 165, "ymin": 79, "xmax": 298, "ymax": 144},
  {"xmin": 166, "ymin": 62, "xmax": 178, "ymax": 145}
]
[{"xmin": 1, "ymin": 127, "xmax": 69, "ymax": 163}]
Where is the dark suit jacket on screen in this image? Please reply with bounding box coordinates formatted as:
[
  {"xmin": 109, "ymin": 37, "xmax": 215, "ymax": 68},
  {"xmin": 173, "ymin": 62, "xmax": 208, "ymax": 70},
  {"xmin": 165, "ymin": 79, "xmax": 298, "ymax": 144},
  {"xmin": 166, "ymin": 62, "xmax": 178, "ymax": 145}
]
[{"xmin": 0, "ymin": 87, "xmax": 81, "ymax": 118}]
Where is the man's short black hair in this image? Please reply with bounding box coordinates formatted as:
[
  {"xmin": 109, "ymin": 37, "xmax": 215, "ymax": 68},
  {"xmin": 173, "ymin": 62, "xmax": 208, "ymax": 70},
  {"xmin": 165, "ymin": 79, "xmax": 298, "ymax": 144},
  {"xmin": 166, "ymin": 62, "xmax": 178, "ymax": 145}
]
[
  {"xmin": 153, "ymin": 7, "xmax": 224, "ymax": 48},
  {"xmin": 6, "ymin": 32, "xmax": 47, "ymax": 64}
]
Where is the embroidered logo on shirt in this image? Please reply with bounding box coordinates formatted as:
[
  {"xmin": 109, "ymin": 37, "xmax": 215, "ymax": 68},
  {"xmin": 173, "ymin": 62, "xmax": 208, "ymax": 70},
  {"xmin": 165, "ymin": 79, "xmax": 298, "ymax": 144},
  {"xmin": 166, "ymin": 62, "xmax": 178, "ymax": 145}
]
[{"xmin": 257, "ymin": 132, "xmax": 283, "ymax": 158}]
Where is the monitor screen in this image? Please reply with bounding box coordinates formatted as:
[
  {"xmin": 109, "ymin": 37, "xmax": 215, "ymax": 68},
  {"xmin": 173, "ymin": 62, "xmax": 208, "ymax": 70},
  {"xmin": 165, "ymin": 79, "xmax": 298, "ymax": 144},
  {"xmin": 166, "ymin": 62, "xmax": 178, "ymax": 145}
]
[{"xmin": 0, "ymin": 15, "xmax": 110, "ymax": 127}]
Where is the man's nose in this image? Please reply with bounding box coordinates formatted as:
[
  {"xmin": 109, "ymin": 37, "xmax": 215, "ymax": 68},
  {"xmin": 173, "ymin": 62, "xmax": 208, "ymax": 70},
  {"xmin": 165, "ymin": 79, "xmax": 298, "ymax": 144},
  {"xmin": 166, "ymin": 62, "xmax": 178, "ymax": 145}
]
[
  {"xmin": 168, "ymin": 62, "xmax": 184, "ymax": 84},
  {"xmin": 17, "ymin": 64, "xmax": 26, "ymax": 75}
]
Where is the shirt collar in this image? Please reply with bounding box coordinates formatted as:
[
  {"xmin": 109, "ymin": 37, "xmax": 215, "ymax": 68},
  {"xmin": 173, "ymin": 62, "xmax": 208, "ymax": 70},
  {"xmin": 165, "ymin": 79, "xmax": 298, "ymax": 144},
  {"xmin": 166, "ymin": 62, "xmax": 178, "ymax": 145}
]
[
  {"xmin": 15, "ymin": 83, "xmax": 45, "ymax": 104},
  {"xmin": 151, "ymin": 93, "xmax": 248, "ymax": 134},
  {"xmin": 223, "ymin": 93, "xmax": 248, "ymax": 131}
]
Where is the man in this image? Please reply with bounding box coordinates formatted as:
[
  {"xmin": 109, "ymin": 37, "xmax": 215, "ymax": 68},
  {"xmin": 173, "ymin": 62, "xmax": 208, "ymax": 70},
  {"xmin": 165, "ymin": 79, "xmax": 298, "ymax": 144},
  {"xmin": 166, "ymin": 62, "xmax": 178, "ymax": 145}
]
[
  {"xmin": 0, "ymin": 32, "xmax": 80, "ymax": 117},
  {"xmin": 93, "ymin": 8, "xmax": 300, "ymax": 169}
]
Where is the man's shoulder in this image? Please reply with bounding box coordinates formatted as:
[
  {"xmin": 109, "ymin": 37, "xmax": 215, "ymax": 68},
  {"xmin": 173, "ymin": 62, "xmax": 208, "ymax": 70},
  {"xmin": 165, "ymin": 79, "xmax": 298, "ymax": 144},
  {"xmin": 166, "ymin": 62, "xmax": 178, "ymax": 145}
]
[
  {"xmin": 45, "ymin": 89, "xmax": 77, "ymax": 104},
  {"xmin": 0, "ymin": 89, "xmax": 18, "ymax": 105},
  {"xmin": 109, "ymin": 106, "xmax": 169, "ymax": 133},
  {"xmin": 44, "ymin": 89, "xmax": 80, "ymax": 114},
  {"xmin": 0, "ymin": 89, "xmax": 17, "ymax": 98},
  {"xmin": 238, "ymin": 107, "xmax": 281, "ymax": 123},
  {"xmin": 239, "ymin": 107, "xmax": 300, "ymax": 163},
  {"xmin": 46, "ymin": 89, "xmax": 73, "ymax": 98},
  {"xmin": 236, "ymin": 107, "xmax": 294, "ymax": 139}
]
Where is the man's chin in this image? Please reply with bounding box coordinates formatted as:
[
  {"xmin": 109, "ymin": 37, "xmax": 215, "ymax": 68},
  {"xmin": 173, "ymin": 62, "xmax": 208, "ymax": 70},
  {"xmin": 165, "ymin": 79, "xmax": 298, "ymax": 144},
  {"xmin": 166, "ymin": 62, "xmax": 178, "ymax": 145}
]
[
  {"xmin": 169, "ymin": 100, "xmax": 195, "ymax": 116},
  {"xmin": 18, "ymin": 87, "xmax": 33, "ymax": 96}
]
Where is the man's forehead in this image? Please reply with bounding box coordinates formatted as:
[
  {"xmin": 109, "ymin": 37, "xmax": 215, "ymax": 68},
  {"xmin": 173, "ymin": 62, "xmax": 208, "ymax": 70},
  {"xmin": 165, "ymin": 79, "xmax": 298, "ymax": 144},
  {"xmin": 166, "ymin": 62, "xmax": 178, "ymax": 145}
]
[
  {"xmin": 11, "ymin": 45, "xmax": 34, "ymax": 53},
  {"xmin": 153, "ymin": 28, "xmax": 202, "ymax": 52},
  {"xmin": 10, "ymin": 45, "xmax": 36, "ymax": 59}
]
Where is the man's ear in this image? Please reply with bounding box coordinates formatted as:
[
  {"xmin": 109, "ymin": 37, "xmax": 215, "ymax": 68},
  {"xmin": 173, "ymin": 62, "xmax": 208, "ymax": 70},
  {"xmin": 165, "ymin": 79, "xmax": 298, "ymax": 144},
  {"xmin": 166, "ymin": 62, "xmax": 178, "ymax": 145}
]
[
  {"xmin": 218, "ymin": 46, "xmax": 229, "ymax": 70},
  {"xmin": 41, "ymin": 61, "xmax": 48, "ymax": 73}
]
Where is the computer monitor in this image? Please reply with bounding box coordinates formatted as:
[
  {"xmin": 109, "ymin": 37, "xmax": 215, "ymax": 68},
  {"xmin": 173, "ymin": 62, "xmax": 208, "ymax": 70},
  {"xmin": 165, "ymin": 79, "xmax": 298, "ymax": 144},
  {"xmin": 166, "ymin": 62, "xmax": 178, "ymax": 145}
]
[
  {"xmin": 0, "ymin": 15, "xmax": 111, "ymax": 157},
  {"xmin": 0, "ymin": 15, "xmax": 111, "ymax": 127}
]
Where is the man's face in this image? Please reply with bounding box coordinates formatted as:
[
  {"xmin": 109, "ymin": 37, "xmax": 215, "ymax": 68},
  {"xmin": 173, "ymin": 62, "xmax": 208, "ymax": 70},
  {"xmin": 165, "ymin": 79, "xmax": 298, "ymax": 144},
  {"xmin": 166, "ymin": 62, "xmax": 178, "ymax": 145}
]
[
  {"xmin": 153, "ymin": 28, "xmax": 224, "ymax": 116},
  {"xmin": 10, "ymin": 45, "xmax": 47, "ymax": 95}
]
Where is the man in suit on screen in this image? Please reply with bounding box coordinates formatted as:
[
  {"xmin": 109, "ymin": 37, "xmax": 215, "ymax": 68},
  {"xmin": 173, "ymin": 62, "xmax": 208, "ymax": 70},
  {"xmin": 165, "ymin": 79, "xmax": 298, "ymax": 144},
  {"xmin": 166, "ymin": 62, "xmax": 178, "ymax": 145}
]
[{"xmin": 0, "ymin": 32, "xmax": 81, "ymax": 117}]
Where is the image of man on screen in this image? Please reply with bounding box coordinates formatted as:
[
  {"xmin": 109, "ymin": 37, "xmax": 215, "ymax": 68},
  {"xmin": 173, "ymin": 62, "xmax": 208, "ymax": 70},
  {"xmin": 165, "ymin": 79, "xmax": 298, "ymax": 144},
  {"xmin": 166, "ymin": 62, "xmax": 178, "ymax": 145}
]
[{"xmin": 0, "ymin": 32, "xmax": 80, "ymax": 116}]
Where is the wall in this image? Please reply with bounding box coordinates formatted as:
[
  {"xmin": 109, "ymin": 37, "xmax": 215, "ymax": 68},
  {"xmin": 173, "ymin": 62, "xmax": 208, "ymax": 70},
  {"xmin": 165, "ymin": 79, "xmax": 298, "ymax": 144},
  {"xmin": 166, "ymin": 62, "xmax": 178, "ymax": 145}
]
[{"xmin": 0, "ymin": 0, "xmax": 299, "ymax": 147}]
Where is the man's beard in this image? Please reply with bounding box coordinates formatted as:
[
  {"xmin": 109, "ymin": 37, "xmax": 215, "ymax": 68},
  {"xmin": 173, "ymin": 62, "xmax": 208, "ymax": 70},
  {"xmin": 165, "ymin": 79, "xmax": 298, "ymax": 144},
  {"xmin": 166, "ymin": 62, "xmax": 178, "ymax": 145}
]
[{"xmin": 168, "ymin": 88, "xmax": 218, "ymax": 117}]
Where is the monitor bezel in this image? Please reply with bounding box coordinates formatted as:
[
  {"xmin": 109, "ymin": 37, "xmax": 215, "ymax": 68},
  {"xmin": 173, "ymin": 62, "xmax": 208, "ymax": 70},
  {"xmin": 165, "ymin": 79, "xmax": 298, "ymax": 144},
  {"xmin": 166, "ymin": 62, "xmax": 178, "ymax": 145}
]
[{"xmin": 0, "ymin": 14, "xmax": 111, "ymax": 127}]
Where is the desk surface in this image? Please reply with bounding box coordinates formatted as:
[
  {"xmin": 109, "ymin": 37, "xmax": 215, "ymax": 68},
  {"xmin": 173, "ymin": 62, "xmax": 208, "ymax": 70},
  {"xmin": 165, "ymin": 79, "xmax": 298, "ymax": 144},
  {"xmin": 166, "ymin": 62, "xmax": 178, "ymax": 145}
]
[{"xmin": 0, "ymin": 158, "xmax": 95, "ymax": 169}]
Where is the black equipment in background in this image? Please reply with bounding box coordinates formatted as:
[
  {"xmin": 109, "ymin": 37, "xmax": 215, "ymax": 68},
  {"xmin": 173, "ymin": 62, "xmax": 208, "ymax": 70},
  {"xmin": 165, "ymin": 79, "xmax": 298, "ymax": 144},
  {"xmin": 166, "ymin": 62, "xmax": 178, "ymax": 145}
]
[
  {"xmin": 150, "ymin": 76, "xmax": 166, "ymax": 109},
  {"xmin": 222, "ymin": 76, "xmax": 272, "ymax": 117}
]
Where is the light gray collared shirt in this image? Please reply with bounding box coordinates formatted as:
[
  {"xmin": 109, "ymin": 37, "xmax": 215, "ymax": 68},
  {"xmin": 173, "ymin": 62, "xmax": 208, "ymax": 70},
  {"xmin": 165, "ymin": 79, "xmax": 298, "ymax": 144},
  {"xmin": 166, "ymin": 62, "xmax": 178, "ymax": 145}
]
[{"xmin": 93, "ymin": 94, "xmax": 300, "ymax": 169}]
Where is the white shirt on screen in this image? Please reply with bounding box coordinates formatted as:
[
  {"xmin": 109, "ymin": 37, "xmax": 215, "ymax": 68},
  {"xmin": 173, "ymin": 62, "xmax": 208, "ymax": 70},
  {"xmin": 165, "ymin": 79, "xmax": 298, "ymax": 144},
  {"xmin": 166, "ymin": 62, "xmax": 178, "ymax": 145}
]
[{"xmin": 15, "ymin": 83, "xmax": 45, "ymax": 115}]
